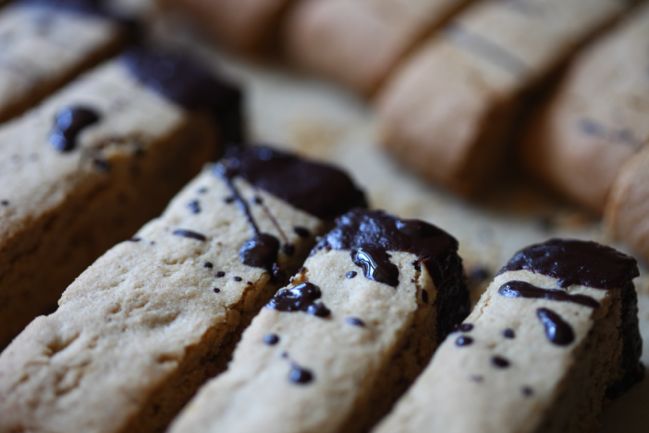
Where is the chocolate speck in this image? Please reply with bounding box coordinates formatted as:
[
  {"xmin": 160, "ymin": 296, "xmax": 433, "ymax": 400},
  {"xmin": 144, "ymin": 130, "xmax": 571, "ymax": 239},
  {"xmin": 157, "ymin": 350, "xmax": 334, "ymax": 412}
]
[
  {"xmin": 233, "ymin": 276, "xmax": 243, "ymax": 282},
  {"xmin": 470, "ymin": 375, "xmax": 484, "ymax": 383},
  {"xmin": 204, "ymin": 262, "xmax": 213, "ymax": 269},
  {"xmin": 263, "ymin": 334, "xmax": 280, "ymax": 346},
  {"xmin": 1, "ymin": 200, "xmax": 9, "ymax": 207},
  {"xmin": 253, "ymin": 196, "xmax": 263, "ymax": 205},
  {"xmin": 455, "ymin": 336, "xmax": 473, "ymax": 347},
  {"xmin": 49, "ymin": 106, "xmax": 101, "ymax": 152},
  {"xmin": 492, "ymin": 356, "xmax": 511, "ymax": 369},
  {"xmin": 522, "ymin": 386, "xmax": 534, "ymax": 397},
  {"xmin": 503, "ymin": 329, "xmax": 516, "ymax": 339},
  {"xmin": 346, "ymin": 271, "xmax": 358, "ymax": 279},
  {"xmin": 172, "ymin": 229, "xmax": 207, "ymax": 242},
  {"xmin": 346, "ymin": 317, "xmax": 365, "ymax": 327},
  {"xmin": 213, "ymin": 288, "xmax": 221, "ymax": 294},
  {"xmin": 197, "ymin": 187, "xmax": 209, "ymax": 194},
  {"xmin": 224, "ymin": 196, "xmax": 236, "ymax": 204},
  {"xmin": 187, "ymin": 200, "xmax": 201, "ymax": 214},
  {"xmin": 457, "ymin": 323, "xmax": 474, "ymax": 332},
  {"xmin": 289, "ymin": 365, "xmax": 314, "ymax": 385},
  {"xmin": 128, "ymin": 237, "xmax": 141, "ymax": 242},
  {"xmin": 215, "ymin": 271, "xmax": 226, "ymax": 278}
]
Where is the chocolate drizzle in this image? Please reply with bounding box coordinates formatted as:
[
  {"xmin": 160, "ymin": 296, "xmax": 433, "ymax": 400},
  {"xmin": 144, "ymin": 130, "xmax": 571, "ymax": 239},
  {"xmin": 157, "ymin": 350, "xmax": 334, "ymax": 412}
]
[
  {"xmin": 536, "ymin": 308, "xmax": 575, "ymax": 346},
  {"xmin": 49, "ymin": 106, "xmax": 100, "ymax": 152},
  {"xmin": 499, "ymin": 281, "xmax": 600, "ymax": 309},
  {"xmin": 267, "ymin": 282, "xmax": 331, "ymax": 318},
  {"xmin": 121, "ymin": 46, "xmax": 244, "ymax": 145},
  {"xmin": 316, "ymin": 209, "xmax": 469, "ymax": 341},
  {"xmin": 501, "ymin": 239, "xmax": 639, "ymax": 290}
]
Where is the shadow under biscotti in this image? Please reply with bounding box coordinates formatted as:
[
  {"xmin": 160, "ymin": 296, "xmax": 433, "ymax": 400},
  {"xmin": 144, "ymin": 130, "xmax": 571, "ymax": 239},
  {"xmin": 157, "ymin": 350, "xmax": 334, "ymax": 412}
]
[{"xmin": 600, "ymin": 368, "xmax": 649, "ymax": 433}]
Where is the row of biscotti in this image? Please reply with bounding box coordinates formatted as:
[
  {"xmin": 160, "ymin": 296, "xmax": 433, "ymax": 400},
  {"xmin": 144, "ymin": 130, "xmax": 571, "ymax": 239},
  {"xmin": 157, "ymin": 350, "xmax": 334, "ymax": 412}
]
[
  {"xmin": 0, "ymin": 145, "xmax": 643, "ymax": 433},
  {"xmin": 0, "ymin": 43, "xmax": 243, "ymax": 349}
]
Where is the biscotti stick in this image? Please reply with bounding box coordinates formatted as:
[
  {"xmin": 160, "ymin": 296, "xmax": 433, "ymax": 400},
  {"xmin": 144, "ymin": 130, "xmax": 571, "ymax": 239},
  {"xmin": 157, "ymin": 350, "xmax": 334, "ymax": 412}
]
[
  {"xmin": 0, "ymin": 146, "xmax": 366, "ymax": 433},
  {"xmin": 378, "ymin": 0, "xmax": 633, "ymax": 194},
  {"xmin": 0, "ymin": 0, "xmax": 132, "ymax": 123},
  {"xmin": 374, "ymin": 239, "xmax": 643, "ymax": 433},
  {"xmin": 159, "ymin": 0, "xmax": 292, "ymax": 53},
  {"xmin": 606, "ymin": 145, "xmax": 649, "ymax": 264},
  {"xmin": 169, "ymin": 209, "xmax": 469, "ymax": 433},
  {"xmin": 0, "ymin": 46, "xmax": 243, "ymax": 348},
  {"xmin": 284, "ymin": 0, "xmax": 472, "ymax": 96},
  {"xmin": 523, "ymin": 5, "xmax": 649, "ymax": 212}
]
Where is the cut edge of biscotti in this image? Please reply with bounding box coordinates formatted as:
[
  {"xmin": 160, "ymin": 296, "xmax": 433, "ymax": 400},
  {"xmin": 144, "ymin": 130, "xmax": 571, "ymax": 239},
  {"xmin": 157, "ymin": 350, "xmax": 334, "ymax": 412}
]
[
  {"xmin": 168, "ymin": 208, "xmax": 469, "ymax": 433},
  {"xmin": 0, "ymin": 145, "xmax": 366, "ymax": 433},
  {"xmin": 374, "ymin": 238, "xmax": 643, "ymax": 433},
  {"xmin": 0, "ymin": 43, "xmax": 244, "ymax": 349}
]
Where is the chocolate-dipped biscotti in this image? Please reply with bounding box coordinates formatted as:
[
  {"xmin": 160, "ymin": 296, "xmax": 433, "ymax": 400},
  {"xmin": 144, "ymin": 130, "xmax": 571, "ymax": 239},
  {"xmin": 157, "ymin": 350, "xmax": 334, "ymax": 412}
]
[
  {"xmin": 606, "ymin": 146, "xmax": 649, "ymax": 265},
  {"xmin": 160, "ymin": 0, "xmax": 292, "ymax": 53},
  {"xmin": 374, "ymin": 239, "xmax": 643, "ymax": 433},
  {"xmin": 0, "ymin": 146, "xmax": 366, "ymax": 433},
  {"xmin": 284, "ymin": 0, "xmax": 472, "ymax": 96},
  {"xmin": 378, "ymin": 0, "xmax": 633, "ymax": 194},
  {"xmin": 523, "ymin": 4, "xmax": 649, "ymax": 212},
  {"xmin": 0, "ymin": 0, "xmax": 132, "ymax": 123},
  {"xmin": 169, "ymin": 209, "xmax": 469, "ymax": 433},
  {"xmin": 0, "ymin": 46, "xmax": 242, "ymax": 349}
]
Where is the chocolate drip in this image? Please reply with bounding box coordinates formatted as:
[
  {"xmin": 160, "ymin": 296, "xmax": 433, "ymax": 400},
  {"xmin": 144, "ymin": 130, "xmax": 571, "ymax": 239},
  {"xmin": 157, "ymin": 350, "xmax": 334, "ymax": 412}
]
[
  {"xmin": 316, "ymin": 209, "xmax": 469, "ymax": 341},
  {"xmin": 239, "ymin": 234, "xmax": 280, "ymax": 271},
  {"xmin": 121, "ymin": 46, "xmax": 244, "ymax": 145},
  {"xmin": 267, "ymin": 282, "xmax": 331, "ymax": 318},
  {"xmin": 499, "ymin": 281, "xmax": 600, "ymax": 309},
  {"xmin": 49, "ymin": 106, "xmax": 100, "ymax": 152},
  {"xmin": 172, "ymin": 229, "xmax": 206, "ymax": 242},
  {"xmin": 501, "ymin": 239, "xmax": 639, "ymax": 290},
  {"xmin": 536, "ymin": 308, "xmax": 575, "ymax": 346},
  {"xmin": 214, "ymin": 146, "xmax": 367, "ymax": 219}
]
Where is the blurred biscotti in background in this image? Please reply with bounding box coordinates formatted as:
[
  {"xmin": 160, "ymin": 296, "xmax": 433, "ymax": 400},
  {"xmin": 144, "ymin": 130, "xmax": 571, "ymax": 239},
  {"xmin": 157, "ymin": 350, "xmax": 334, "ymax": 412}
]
[
  {"xmin": 523, "ymin": 3, "xmax": 649, "ymax": 213},
  {"xmin": 284, "ymin": 0, "xmax": 473, "ymax": 96},
  {"xmin": 0, "ymin": 45, "xmax": 242, "ymax": 348}
]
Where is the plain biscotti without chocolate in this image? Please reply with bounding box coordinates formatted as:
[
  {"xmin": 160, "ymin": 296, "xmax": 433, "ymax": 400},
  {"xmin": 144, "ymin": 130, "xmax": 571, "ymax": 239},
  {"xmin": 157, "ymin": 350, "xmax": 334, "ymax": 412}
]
[
  {"xmin": 0, "ymin": 145, "xmax": 366, "ymax": 433},
  {"xmin": 0, "ymin": 0, "xmax": 132, "ymax": 123},
  {"xmin": 374, "ymin": 239, "xmax": 643, "ymax": 433},
  {"xmin": 169, "ymin": 209, "xmax": 468, "ymax": 433},
  {"xmin": 0, "ymin": 45, "xmax": 243, "ymax": 348}
]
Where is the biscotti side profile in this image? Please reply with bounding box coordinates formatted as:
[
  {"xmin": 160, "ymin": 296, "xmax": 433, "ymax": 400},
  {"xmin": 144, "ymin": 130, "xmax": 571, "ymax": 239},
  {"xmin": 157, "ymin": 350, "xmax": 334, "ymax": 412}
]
[
  {"xmin": 0, "ymin": 0, "xmax": 132, "ymax": 123},
  {"xmin": 523, "ymin": 4, "xmax": 649, "ymax": 212},
  {"xmin": 374, "ymin": 239, "xmax": 643, "ymax": 433},
  {"xmin": 169, "ymin": 209, "xmax": 468, "ymax": 433},
  {"xmin": 378, "ymin": 0, "xmax": 633, "ymax": 194},
  {"xmin": 606, "ymin": 145, "xmax": 649, "ymax": 264},
  {"xmin": 0, "ymin": 46, "xmax": 243, "ymax": 349},
  {"xmin": 284, "ymin": 0, "xmax": 472, "ymax": 96},
  {"xmin": 0, "ymin": 146, "xmax": 366, "ymax": 433},
  {"xmin": 159, "ymin": 0, "xmax": 293, "ymax": 53}
]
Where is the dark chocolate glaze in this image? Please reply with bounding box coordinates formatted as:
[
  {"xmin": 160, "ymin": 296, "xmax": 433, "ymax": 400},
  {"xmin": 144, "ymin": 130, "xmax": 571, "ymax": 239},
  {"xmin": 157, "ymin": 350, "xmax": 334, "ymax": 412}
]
[
  {"xmin": 500, "ymin": 239, "xmax": 639, "ymax": 290},
  {"xmin": 49, "ymin": 106, "xmax": 100, "ymax": 152},
  {"xmin": 172, "ymin": 229, "xmax": 206, "ymax": 242},
  {"xmin": 536, "ymin": 308, "xmax": 575, "ymax": 346},
  {"xmin": 498, "ymin": 281, "xmax": 600, "ymax": 309},
  {"xmin": 215, "ymin": 146, "xmax": 367, "ymax": 219},
  {"xmin": 121, "ymin": 46, "xmax": 244, "ymax": 145},
  {"xmin": 267, "ymin": 282, "xmax": 331, "ymax": 318},
  {"xmin": 315, "ymin": 209, "xmax": 469, "ymax": 341},
  {"xmin": 289, "ymin": 364, "xmax": 314, "ymax": 385},
  {"xmin": 239, "ymin": 234, "xmax": 280, "ymax": 272},
  {"xmin": 502, "ymin": 239, "xmax": 643, "ymax": 397}
]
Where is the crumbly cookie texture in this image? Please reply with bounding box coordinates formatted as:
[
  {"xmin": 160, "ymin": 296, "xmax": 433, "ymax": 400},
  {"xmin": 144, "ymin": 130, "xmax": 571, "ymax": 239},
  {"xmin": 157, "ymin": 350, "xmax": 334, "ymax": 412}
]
[
  {"xmin": 160, "ymin": 0, "xmax": 291, "ymax": 53},
  {"xmin": 378, "ymin": 0, "xmax": 632, "ymax": 194},
  {"xmin": 606, "ymin": 146, "xmax": 649, "ymax": 264},
  {"xmin": 0, "ymin": 146, "xmax": 366, "ymax": 433},
  {"xmin": 524, "ymin": 4, "xmax": 649, "ymax": 212},
  {"xmin": 0, "ymin": 46, "xmax": 244, "ymax": 348},
  {"xmin": 374, "ymin": 239, "xmax": 643, "ymax": 433},
  {"xmin": 284, "ymin": 0, "xmax": 470, "ymax": 96},
  {"xmin": 169, "ymin": 209, "xmax": 468, "ymax": 433},
  {"xmin": 0, "ymin": 0, "xmax": 129, "ymax": 122}
]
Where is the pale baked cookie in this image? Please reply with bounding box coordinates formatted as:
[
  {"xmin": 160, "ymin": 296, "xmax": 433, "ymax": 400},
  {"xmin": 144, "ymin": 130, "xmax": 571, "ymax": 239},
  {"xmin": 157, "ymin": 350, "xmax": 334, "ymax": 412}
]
[
  {"xmin": 0, "ymin": 146, "xmax": 366, "ymax": 433},
  {"xmin": 169, "ymin": 209, "xmax": 469, "ymax": 433},
  {"xmin": 378, "ymin": 0, "xmax": 632, "ymax": 194},
  {"xmin": 606, "ymin": 146, "xmax": 649, "ymax": 265},
  {"xmin": 159, "ymin": 0, "xmax": 292, "ymax": 53},
  {"xmin": 0, "ymin": 0, "xmax": 132, "ymax": 123},
  {"xmin": 523, "ymin": 4, "xmax": 649, "ymax": 212},
  {"xmin": 284, "ymin": 0, "xmax": 471, "ymax": 96},
  {"xmin": 374, "ymin": 239, "xmax": 643, "ymax": 433},
  {"xmin": 0, "ymin": 46, "xmax": 243, "ymax": 348}
]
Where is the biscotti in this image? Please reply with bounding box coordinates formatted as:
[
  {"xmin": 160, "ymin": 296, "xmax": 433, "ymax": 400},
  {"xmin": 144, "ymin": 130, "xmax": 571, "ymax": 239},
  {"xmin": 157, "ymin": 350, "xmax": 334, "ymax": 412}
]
[
  {"xmin": 284, "ymin": 0, "xmax": 471, "ymax": 95},
  {"xmin": 378, "ymin": 0, "xmax": 633, "ymax": 194},
  {"xmin": 160, "ymin": 0, "xmax": 292, "ymax": 53},
  {"xmin": 0, "ymin": 0, "xmax": 131, "ymax": 123},
  {"xmin": 169, "ymin": 209, "xmax": 469, "ymax": 433},
  {"xmin": 0, "ymin": 146, "xmax": 366, "ymax": 433},
  {"xmin": 0, "ymin": 46, "xmax": 243, "ymax": 348},
  {"xmin": 606, "ymin": 146, "xmax": 649, "ymax": 264},
  {"xmin": 374, "ymin": 239, "xmax": 643, "ymax": 433},
  {"xmin": 523, "ymin": 4, "xmax": 649, "ymax": 212}
]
